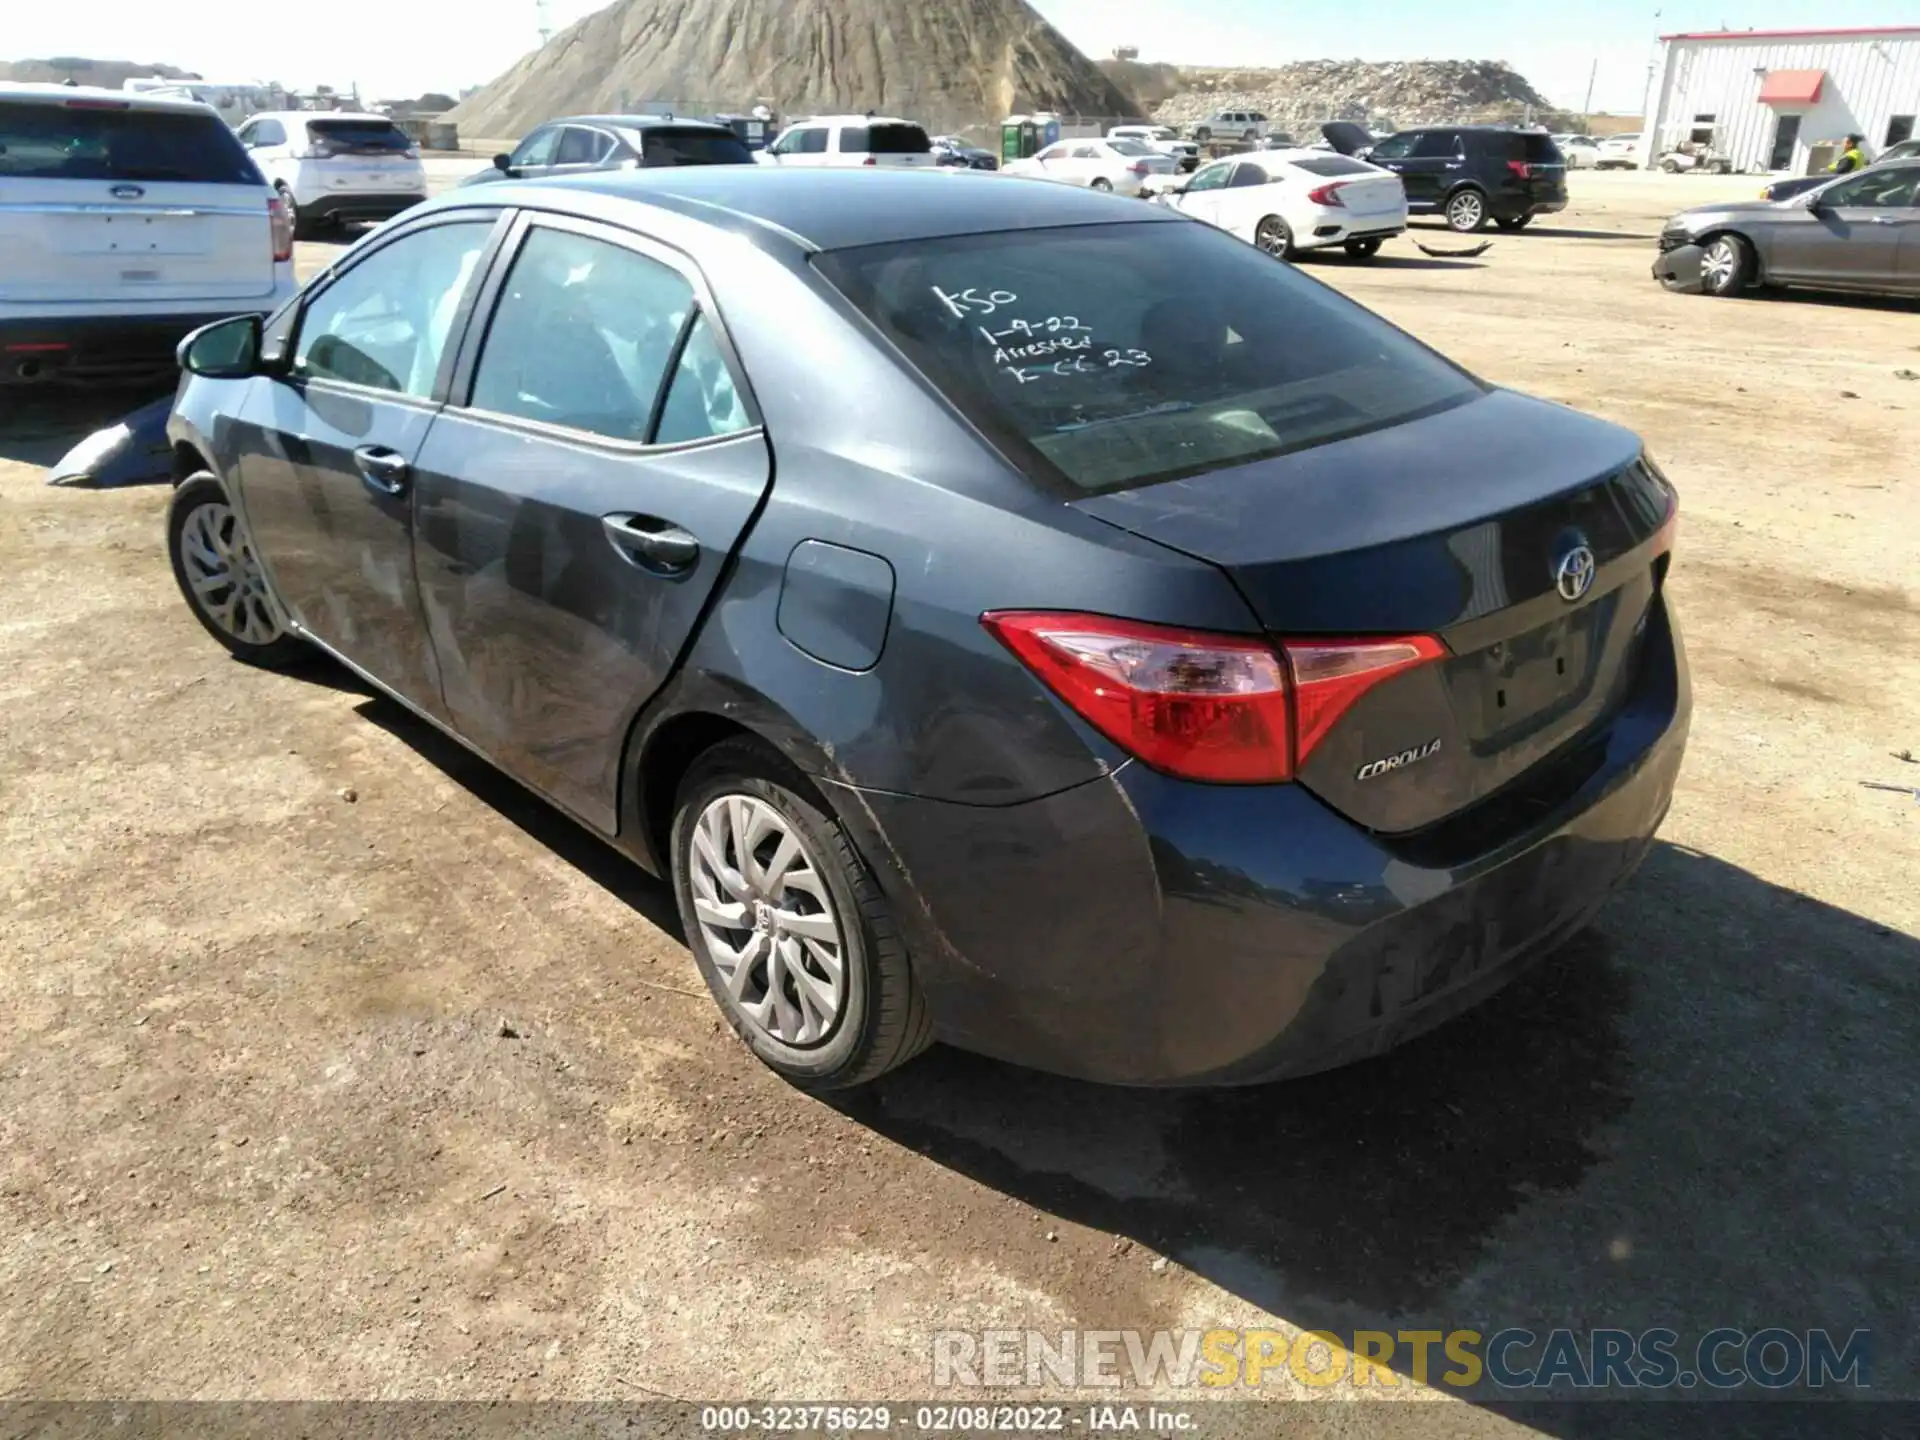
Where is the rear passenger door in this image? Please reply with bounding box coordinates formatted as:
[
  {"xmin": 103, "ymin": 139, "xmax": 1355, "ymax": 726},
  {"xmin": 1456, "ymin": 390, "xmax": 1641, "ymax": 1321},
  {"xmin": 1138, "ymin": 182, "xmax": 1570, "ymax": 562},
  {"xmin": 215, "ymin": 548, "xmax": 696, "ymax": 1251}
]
[{"xmin": 410, "ymin": 214, "xmax": 772, "ymax": 831}]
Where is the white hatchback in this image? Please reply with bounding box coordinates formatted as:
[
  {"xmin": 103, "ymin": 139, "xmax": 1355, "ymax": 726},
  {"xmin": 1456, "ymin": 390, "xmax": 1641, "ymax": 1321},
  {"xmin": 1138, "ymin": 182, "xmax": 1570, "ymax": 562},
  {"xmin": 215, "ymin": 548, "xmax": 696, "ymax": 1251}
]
[
  {"xmin": 1158, "ymin": 150, "xmax": 1408, "ymax": 260},
  {"xmin": 0, "ymin": 83, "xmax": 296, "ymax": 386},
  {"xmin": 238, "ymin": 111, "xmax": 428, "ymax": 236}
]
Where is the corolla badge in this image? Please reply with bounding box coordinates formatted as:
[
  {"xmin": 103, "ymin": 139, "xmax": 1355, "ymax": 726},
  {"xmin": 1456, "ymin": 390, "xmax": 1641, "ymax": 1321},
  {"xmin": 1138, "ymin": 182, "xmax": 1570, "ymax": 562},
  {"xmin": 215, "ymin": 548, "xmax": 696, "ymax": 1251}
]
[
  {"xmin": 1554, "ymin": 541, "xmax": 1597, "ymax": 602},
  {"xmin": 1356, "ymin": 738, "xmax": 1442, "ymax": 781}
]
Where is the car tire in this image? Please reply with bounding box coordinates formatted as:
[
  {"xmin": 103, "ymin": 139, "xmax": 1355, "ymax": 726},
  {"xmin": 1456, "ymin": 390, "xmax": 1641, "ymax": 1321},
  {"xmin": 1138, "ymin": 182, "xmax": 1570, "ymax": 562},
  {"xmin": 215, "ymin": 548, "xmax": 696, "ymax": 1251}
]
[
  {"xmin": 670, "ymin": 737, "xmax": 932, "ymax": 1092},
  {"xmin": 1660, "ymin": 157, "xmax": 1681, "ymax": 174},
  {"xmin": 1089, "ymin": 177, "xmax": 1113, "ymax": 192},
  {"xmin": 1193, "ymin": 126, "xmax": 1212, "ymax": 144},
  {"xmin": 1699, "ymin": 233, "xmax": 1754, "ymax": 297},
  {"xmin": 1254, "ymin": 215, "xmax": 1295, "ymax": 260},
  {"xmin": 1494, "ymin": 215, "xmax": 1532, "ymax": 231},
  {"xmin": 1444, "ymin": 188, "xmax": 1489, "ymax": 232},
  {"xmin": 276, "ymin": 184, "xmax": 314, "ymax": 241},
  {"xmin": 167, "ymin": 473, "xmax": 306, "ymax": 669},
  {"xmin": 1343, "ymin": 237, "xmax": 1383, "ymax": 259}
]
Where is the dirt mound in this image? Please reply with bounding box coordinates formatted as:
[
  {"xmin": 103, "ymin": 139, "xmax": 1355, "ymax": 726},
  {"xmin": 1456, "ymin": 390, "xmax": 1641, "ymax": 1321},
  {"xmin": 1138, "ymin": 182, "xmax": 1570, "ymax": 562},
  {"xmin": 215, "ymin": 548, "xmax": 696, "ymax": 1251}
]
[
  {"xmin": 1129, "ymin": 59, "xmax": 1571, "ymax": 136},
  {"xmin": 447, "ymin": 0, "xmax": 1141, "ymax": 140},
  {"xmin": 0, "ymin": 58, "xmax": 197, "ymax": 89}
]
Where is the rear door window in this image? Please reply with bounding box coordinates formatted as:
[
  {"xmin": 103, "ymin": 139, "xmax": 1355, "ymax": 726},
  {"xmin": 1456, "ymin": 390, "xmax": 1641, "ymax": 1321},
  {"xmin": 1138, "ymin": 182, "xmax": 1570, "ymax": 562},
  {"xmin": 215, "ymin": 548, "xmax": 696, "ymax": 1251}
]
[
  {"xmin": 814, "ymin": 221, "xmax": 1482, "ymax": 495},
  {"xmin": 468, "ymin": 226, "xmax": 695, "ymax": 441},
  {"xmin": 654, "ymin": 315, "xmax": 754, "ymax": 445},
  {"xmin": 1412, "ymin": 131, "xmax": 1462, "ymax": 160},
  {"xmin": 638, "ymin": 128, "xmax": 754, "ymax": 166},
  {"xmin": 0, "ymin": 98, "xmax": 258, "ymax": 183},
  {"xmin": 307, "ymin": 118, "xmax": 413, "ymax": 153},
  {"xmin": 837, "ymin": 126, "xmax": 870, "ymax": 153}
]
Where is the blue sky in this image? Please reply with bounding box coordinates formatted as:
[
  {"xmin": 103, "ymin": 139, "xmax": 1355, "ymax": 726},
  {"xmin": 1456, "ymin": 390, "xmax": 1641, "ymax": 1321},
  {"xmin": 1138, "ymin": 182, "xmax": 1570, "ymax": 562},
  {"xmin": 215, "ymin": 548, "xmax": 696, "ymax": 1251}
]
[{"xmin": 7, "ymin": 1, "xmax": 1915, "ymax": 113}]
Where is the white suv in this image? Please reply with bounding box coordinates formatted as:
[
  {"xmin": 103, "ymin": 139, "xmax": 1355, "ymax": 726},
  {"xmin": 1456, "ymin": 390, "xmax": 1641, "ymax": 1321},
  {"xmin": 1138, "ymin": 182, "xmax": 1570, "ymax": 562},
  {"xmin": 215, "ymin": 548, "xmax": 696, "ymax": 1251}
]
[
  {"xmin": 758, "ymin": 116, "xmax": 934, "ymax": 168},
  {"xmin": 0, "ymin": 83, "xmax": 296, "ymax": 386},
  {"xmin": 237, "ymin": 111, "xmax": 427, "ymax": 236},
  {"xmin": 1193, "ymin": 110, "xmax": 1271, "ymax": 144}
]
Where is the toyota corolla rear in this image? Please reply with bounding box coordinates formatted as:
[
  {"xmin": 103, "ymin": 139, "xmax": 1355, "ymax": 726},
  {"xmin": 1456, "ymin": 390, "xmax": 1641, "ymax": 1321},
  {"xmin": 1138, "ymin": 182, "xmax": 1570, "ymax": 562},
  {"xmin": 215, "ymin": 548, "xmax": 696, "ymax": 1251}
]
[{"xmin": 811, "ymin": 212, "xmax": 1687, "ymax": 1085}]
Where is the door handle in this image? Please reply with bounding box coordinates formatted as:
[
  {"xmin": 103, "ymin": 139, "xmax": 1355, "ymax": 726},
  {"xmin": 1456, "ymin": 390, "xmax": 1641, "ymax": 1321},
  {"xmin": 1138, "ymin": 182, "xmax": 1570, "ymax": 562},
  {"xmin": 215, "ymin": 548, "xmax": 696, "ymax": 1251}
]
[
  {"xmin": 1868, "ymin": 215, "xmax": 1896, "ymax": 225},
  {"xmin": 353, "ymin": 445, "xmax": 411, "ymax": 497},
  {"xmin": 602, "ymin": 513, "xmax": 699, "ymax": 571}
]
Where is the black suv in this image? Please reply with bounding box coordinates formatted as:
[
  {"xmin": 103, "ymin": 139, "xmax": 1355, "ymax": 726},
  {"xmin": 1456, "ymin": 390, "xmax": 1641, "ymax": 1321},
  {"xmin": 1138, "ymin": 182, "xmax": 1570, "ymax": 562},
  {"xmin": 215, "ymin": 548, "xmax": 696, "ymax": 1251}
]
[{"xmin": 1326, "ymin": 123, "xmax": 1567, "ymax": 233}]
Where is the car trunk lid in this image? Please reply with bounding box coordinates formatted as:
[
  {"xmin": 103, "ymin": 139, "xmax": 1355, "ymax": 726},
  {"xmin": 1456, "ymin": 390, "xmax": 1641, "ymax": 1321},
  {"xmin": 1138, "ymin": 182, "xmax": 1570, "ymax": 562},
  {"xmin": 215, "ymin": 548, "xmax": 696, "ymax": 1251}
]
[
  {"xmin": 0, "ymin": 96, "xmax": 277, "ymax": 304},
  {"xmin": 1071, "ymin": 389, "xmax": 1675, "ymax": 833}
]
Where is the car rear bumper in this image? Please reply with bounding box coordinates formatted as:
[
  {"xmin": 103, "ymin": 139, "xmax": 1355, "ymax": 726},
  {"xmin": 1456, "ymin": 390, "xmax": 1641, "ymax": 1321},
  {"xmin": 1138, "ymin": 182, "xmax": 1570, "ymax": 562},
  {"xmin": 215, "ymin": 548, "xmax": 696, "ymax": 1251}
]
[
  {"xmin": 0, "ymin": 303, "xmax": 287, "ymax": 385},
  {"xmin": 832, "ymin": 596, "xmax": 1689, "ymax": 1087},
  {"xmin": 298, "ymin": 191, "xmax": 428, "ymax": 225},
  {"xmin": 1301, "ymin": 218, "xmax": 1408, "ymax": 248}
]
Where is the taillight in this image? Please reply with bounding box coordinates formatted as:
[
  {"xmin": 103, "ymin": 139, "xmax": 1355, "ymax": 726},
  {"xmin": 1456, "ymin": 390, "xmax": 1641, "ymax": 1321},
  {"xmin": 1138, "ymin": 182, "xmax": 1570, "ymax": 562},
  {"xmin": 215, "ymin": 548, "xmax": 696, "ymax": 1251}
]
[
  {"xmin": 1305, "ymin": 181, "xmax": 1348, "ymax": 207},
  {"xmin": 981, "ymin": 612, "xmax": 1446, "ymax": 784},
  {"xmin": 405, "ymin": 145, "xmax": 422, "ymax": 160},
  {"xmin": 267, "ymin": 195, "xmax": 293, "ymax": 262},
  {"xmin": 1507, "ymin": 160, "xmax": 1534, "ymax": 179},
  {"xmin": 862, "ymin": 155, "xmax": 878, "ymax": 166},
  {"xmin": 1129, "ymin": 161, "xmax": 1152, "ymax": 175}
]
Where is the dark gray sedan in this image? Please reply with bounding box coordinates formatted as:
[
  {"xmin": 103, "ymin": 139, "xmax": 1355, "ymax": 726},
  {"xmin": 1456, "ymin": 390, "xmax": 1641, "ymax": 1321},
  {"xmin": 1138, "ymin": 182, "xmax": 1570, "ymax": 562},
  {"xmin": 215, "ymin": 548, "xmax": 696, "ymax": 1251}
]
[
  {"xmin": 162, "ymin": 169, "xmax": 1687, "ymax": 1091},
  {"xmin": 1654, "ymin": 158, "xmax": 1920, "ymax": 298},
  {"xmin": 461, "ymin": 114, "xmax": 753, "ymax": 186}
]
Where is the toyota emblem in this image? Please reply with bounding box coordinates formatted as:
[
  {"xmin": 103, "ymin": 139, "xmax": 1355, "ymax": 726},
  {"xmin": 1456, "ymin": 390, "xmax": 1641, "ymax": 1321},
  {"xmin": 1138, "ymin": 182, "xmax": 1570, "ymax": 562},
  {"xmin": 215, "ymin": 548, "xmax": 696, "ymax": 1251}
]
[{"xmin": 1554, "ymin": 544, "xmax": 1597, "ymax": 603}]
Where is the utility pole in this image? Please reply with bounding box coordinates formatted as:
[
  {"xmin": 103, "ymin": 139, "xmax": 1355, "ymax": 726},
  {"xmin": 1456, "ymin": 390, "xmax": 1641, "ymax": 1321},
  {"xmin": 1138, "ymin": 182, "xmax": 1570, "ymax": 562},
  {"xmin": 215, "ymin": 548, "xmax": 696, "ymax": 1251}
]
[
  {"xmin": 1582, "ymin": 57, "xmax": 1598, "ymax": 116},
  {"xmin": 536, "ymin": 0, "xmax": 553, "ymax": 44}
]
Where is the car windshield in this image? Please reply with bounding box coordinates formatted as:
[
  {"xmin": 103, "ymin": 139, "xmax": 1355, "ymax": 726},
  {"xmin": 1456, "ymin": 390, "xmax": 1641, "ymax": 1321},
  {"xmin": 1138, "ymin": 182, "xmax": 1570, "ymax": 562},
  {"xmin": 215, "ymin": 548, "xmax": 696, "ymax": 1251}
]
[
  {"xmin": 814, "ymin": 222, "xmax": 1483, "ymax": 496},
  {"xmin": 307, "ymin": 119, "xmax": 412, "ymax": 152},
  {"xmin": 1107, "ymin": 139, "xmax": 1155, "ymax": 157},
  {"xmin": 636, "ymin": 128, "xmax": 754, "ymax": 165},
  {"xmin": 0, "ymin": 98, "xmax": 259, "ymax": 182}
]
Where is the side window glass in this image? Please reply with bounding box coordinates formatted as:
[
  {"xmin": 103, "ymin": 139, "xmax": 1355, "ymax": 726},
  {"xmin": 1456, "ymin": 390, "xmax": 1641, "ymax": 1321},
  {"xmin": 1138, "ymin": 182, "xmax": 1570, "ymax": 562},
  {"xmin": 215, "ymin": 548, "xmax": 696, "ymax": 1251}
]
[
  {"xmin": 1227, "ymin": 163, "xmax": 1267, "ymax": 187},
  {"xmin": 555, "ymin": 127, "xmax": 598, "ymax": 165},
  {"xmin": 655, "ymin": 314, "xmax": 752, "ymax": 445},
  {"xmin": 294, "ymin": 221, "xmax": 493, "ymax": 396},
  {"xmin": 799, "ymin": 128, "xmax": 830, "ymax": 155},
  {"xmin": 512, "ymin": 128, "xmax": 560, "ymax": 168},
  {"xmin": 837, "ymin": 126, "xmax": 870, "ymax": 153},
  {"xmin": 1412, "ymin": 132, "xmax": 1455, "ymax": 159},
  {"xmin": 469, "ymin": 226, "xmax": 693, "ymax": 441},
  {"xmin": 263, "ymin": 120, "xmax": 286, "ymax": 147},
  {"xmin": 1187, "ymin": 164, "xmax": 1230, "ymax": 191},
  {"xmin": 1369, "ymin": 134, "xmax": 1413, "ymax": 160}
]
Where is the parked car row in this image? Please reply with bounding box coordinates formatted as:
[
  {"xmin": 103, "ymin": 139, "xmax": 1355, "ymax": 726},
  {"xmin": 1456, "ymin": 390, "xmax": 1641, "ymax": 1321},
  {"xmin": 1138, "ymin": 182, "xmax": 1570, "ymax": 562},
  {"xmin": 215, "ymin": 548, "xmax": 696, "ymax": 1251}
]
[{"xmin": 158, "ymin": 164, "xmax": 1689, "ymax": 1093}]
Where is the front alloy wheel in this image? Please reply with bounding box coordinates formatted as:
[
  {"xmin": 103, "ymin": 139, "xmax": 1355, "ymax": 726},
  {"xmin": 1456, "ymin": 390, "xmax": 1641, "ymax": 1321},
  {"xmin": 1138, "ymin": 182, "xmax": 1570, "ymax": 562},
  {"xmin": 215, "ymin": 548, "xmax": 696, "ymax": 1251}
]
[
  {"xmin": 1255, "ymin": 216, "xmax": 1294, "ymax": 260},
  {"xmin": 167, "ymin": 473, "xmax": 305, "ymax": 667},
  {"xmin": 1700, "ymin": 234, "xmax": 1752, "ymax": 296}
]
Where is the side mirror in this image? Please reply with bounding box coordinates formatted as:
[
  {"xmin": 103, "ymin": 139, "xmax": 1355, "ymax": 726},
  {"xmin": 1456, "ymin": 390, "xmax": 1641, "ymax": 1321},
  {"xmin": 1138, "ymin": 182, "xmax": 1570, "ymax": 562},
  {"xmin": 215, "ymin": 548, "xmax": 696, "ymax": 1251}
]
[
  {"xmin": 177, "ymin": 314, "xmax": 262, "ymax": 380},
  {"xmin": 1803, "ymin": 191, "xmax": 1825, "ymax": 211},
  {"xmin": 492, "ymin": 153, "xmax": 512, "ymax": 172}
]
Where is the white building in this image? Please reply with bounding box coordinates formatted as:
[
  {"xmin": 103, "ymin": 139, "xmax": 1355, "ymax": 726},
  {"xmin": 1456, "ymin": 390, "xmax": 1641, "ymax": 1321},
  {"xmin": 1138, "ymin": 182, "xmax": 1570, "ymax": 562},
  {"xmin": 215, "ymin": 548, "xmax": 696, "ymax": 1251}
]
[{"xmin": 1639, "ymin": 25, "xmax": 1920, "ymax": 174}]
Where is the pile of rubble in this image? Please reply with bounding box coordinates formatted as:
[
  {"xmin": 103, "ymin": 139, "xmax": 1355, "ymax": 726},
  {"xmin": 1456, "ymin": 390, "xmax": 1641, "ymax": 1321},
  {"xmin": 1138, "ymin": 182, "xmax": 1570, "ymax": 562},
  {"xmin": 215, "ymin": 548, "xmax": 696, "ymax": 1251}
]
[{"xmin": 1146, "ymin": 59, "xmax": 1572, "ymax": 135}]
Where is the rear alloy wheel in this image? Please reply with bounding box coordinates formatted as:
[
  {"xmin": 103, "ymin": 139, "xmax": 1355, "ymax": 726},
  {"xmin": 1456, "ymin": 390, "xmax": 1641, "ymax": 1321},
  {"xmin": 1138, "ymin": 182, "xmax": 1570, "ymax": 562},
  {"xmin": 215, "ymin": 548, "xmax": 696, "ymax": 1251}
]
[
  {"xmin": 1255, "ymin": 215, "xmax": 1295, "ymax": 260},
  {"xmin": 1445, "ymin": 188, "xmax": 1488, "ymax": 232},
  {"xmin": 671, "ymin": 739, "xmax": 931, "ymax": 1090},
  {"xmin": 166, "ymin": 473, "xmax": 305, "ymax": 668},
  {"xmin": 1700, "ymin": 233, "xmax": 1754, "ymax": 297},
  {"xmin": 1089, "ymin": 176, "xmax": 1113, "ymax": 192},
  {"xmin": 1344, "ymin": 237, "xmax": 1384, "ymax": 259},
  {"xmin": 1494, "ymin": 215, "xmax": 1532, "ymax": 231}
]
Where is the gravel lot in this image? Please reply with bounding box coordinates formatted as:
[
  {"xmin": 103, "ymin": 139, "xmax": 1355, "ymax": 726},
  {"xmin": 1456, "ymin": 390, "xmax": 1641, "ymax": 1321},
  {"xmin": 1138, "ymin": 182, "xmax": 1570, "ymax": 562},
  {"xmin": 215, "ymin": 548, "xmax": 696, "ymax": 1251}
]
[{"xmin": 0, "ymin": 167, "xmax": 1915, "ymax": 1431}]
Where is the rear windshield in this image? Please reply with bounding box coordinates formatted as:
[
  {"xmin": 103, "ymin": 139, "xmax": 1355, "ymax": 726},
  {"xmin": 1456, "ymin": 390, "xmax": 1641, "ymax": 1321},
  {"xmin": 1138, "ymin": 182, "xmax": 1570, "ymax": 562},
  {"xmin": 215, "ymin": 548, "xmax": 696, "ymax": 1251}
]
[
  {"xmin": 815, "ymin": 222, "xmax": 1483, "ymax": 495},
  {"xmin": 307, "ymin": 118, "xmax": 412, "ymax": 151},
  {"xmin": 842, "ymin": 123, "xmax": 931, "ymax": 154},
  {"xmin": 1107, "ymin": 139, "xmax": 1156, "ymax": 157},
  {"xmin": 637, "ymin": 128, "xmax": 754, "ymax": 166},
  {"xmin": 0, "ymin": 99, "xmax": 259, "ymax": 183},
  {"xmin": 1291, "ymin": 155, "xmax": 1377, "ymax": 177},
  {"xmin": 1499, "ymin": 132, "xmax": 1563, "ymax": 163}
]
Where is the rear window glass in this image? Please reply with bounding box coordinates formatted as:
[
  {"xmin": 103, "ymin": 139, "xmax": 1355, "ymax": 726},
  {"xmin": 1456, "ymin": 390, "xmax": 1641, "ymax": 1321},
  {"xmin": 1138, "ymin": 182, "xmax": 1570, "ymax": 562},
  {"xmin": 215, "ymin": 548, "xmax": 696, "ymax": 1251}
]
[
  {"xmin": 1107, "ymin": 139, "xmax": 1156, "ymax": 157},
  {"xmin": 1291, "ymin": 156, "xmax": 1376, "ymax": 177},
  {"xmin": 638, "ymin": 128, "xmax": 754, "ymax": 166},
  {"xmin": 815, "ymin": 222, "xmax": 1483, "ymax": 496},
  {"xmin": 850, "ymin": 123, "xmax": 931, "ymax": 155},
  {"xmin": 307, "ymin": 119, "xmax": 412, "ymax": 151},
  {"xmin": 1500, "ymin": 132, "xmax": 1563, "ymax": 163},
  {"xmin": 0, "ymin": 99, "xmax": 259, "ymax": 183}
]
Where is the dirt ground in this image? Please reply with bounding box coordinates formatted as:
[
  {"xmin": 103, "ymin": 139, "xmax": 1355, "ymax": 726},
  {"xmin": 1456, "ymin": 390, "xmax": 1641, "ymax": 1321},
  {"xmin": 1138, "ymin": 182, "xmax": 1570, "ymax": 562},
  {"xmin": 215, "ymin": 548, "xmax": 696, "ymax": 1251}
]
[{"xmin": 0, "ymin": 168, "xmax": 1915, "ymax": 1431}]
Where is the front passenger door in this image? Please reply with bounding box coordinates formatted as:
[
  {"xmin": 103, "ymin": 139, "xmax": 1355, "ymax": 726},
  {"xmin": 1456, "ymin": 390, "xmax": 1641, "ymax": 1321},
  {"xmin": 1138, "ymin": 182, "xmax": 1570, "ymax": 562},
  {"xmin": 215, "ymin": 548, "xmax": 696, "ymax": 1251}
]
[
  {"xmin": 234, "ymin": 215, "xmax": 502, "ymax": 718},
  {"xmin": 1174, "ymin": 161, "xmax": 1232, "ymax": 224},
  {"xmin": 1774, "ymin": 168, "xmax": 1920, "ymax": 290},
  {"xmin": 411, "ymin": 216, "xmax": 772, "ymax": 830},
  {"xmin": 506, "ymin": 126, "xmax": 562, "ymax": 178}
]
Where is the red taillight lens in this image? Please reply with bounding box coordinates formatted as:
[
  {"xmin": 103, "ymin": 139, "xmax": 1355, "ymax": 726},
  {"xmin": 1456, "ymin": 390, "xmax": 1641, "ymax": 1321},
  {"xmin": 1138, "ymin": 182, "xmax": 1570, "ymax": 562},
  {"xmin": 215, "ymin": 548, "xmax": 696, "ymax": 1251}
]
[
  {"xmin": 1282, "ymin": 636, "xmax": 1448, "ymax": 766},
  {"xmin": 862, "ymin": 155, "xmax": 878, "ymax": 166},
  {"xmin": 1305, "ymin": 181, "xmax": 1348, "ymax": 207},
  {"xmin": 1507, "ymin": 160, "xmax": 1534, "ymax": 179},
  {"xmin": 1129, "ymin": 161, "xmax": 1152, "ymax": 175},
  {"xmin": 267, "ymin": 195, "xmax": 294, "ymax": 262},
  {"xmin": 981, "ymin": 612, "xmax": 1447, "ymax": 784}
]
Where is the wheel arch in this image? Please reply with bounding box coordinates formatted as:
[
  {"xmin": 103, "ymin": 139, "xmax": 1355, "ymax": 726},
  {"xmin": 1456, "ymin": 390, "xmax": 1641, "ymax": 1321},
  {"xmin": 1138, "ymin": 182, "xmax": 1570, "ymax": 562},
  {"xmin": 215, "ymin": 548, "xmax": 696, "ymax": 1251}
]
[{"xmin": 1695, "ymin": 226, "xmax": 1767, "ymax": 284}]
